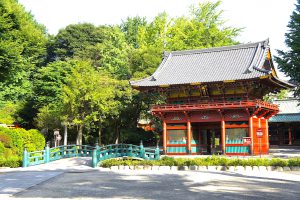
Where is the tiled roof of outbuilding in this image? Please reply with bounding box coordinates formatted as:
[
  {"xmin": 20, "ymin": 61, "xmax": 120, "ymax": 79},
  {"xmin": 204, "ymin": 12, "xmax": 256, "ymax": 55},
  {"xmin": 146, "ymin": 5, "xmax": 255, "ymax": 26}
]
[
  {"xmin": 273, "ymin": 99, "xmax": 300, "ymax": 114},
  {"xmin": 269, "ymin": 114, "xmax": 300, "ymax": 122},
  {"xmin": 130, "ymin": 39, "xmax": 290, "ymax": 87},
  {"xmin": 269, "ymin": 99, "xmax": 300, "ymax": 122}
]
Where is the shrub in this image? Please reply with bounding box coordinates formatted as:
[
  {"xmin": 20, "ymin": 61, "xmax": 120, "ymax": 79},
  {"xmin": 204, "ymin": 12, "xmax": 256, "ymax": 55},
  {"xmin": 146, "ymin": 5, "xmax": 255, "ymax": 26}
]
[
  {"xmin": 269, "ymin": 158, "xmax": 288, "ymax": 167},
  {"xmin": 0, "ymin": 127, "xmax": 45, "ymax": 168},
  {"xmin": 0, "ymin": 142, "xmax": 5, "ymax": 156},
  {"xmin": 288, "ymin": 158, "xmax": 300, "ymax": 167},
  {"xmin": 99, "ymin": 157, "xmax": 300, "ymax": 168},
  {"xmin": 227, "ymin": 158, "xmax": 244, "ymax": 166},
  {"xmin": 27, "ymin": 129, "xmax": 45, "ymax": 151},
  {"xmin": 2, "ymin": 127, "xmax": 24, "ymax": 156},
  {"xmin": 0, "ymin": 156, "xmax": 22, "ymax": 168},
  {"xmin": 0, "ymin": 131, "xmax": 12, "ymax": 147},
  {"xmin": 2, "ymin": 127, "xmax": 46, "ymax": 156},
  {"xmin": 160, "ymin": 156, "xmax": 176, "ymax": 166}
]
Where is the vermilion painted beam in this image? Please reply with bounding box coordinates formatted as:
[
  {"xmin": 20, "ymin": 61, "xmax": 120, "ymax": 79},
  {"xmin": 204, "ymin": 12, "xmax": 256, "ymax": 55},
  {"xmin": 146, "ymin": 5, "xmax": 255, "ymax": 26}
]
[
  {"xmin": 163, "ymin": 121, "xmax": 167, "ymax": 154},
  {"xmin": 265, "ymin": 119, "xmax": 269, "ymax": 151},
  {"xmin": 221, "ymin": 117, "xmax": 226, "ymax": 154},
  {"xmin": 249, "ymin": 117, "xmax": 254, "ymax": 155},
  {"xmin": 187, "ymin": 120, "xmax": 192, "ymax": 155}
]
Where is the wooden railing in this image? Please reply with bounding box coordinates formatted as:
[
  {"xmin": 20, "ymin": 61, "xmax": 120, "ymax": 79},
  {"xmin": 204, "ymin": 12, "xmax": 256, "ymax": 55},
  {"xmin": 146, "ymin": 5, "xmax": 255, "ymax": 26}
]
[
  {"xmin": 22, "ymin": 143, "xmax": 160, "ymax": 168},
  {"xmin": 151, "ymin": 100, "xmax": 279, "ymax": 112}
]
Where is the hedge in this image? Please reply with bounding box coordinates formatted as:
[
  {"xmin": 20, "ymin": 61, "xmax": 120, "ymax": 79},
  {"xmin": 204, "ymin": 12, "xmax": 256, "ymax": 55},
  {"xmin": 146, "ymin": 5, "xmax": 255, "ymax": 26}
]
[
  {"xmin": 0, "ymin": 127, "xmax": 45, "ymax": 167},
  {"xmin": 100, "ymin": 156, "xmax": 300, "ymax": 168},
  {"xmin": 0, "ymin": 156, "xmax": 22, "ymax": 168}
]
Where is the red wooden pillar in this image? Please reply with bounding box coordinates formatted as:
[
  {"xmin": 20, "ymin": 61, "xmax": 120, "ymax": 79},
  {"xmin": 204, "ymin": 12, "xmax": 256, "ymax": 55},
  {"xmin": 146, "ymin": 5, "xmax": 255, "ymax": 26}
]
[
  {"xmin": 288, "ymin": 127, "xmax": 292, "ymax": 145},
  {"xmin": 163, "ymin": 121, "xmax": 167, "ymax": 154},
  {"xmin": 187, "ymin": 120, "xmax": 192, "ymax": 154},
  {"xmin": 221, "ymin": 117, "xmax": 226, "ymax": 154},
  {"xmin": 265, "ymin": 119, "xmax": 269, "ymax": 153},
  {"xmin": 249, "ymin": 117, "xmax": 254, "ymax": 155}
]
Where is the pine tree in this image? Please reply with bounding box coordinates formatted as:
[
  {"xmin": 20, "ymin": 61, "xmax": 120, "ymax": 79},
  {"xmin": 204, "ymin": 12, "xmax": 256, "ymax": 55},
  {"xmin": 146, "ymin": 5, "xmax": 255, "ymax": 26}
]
[{"xmin": 275, "ymin": 0, "xmax": 300, "ymax": 95}]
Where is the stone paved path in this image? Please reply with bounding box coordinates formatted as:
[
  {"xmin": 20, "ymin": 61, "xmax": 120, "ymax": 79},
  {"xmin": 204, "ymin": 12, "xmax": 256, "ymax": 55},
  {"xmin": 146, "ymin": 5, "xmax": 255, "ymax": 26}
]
[
  {"xmin": 7, "ymin": 170, "xmax": 300, "ymax": 200},
  {"xmin": 0, "ymin": 171, "xmax": 62, "ymax": 199}
]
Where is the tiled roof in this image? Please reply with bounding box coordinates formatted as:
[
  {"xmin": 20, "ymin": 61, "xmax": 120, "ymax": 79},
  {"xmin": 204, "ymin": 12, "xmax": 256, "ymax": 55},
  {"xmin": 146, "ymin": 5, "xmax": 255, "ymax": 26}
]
[
  {"xmin": 273, "ymin": 99, "xmax": 300, "ymax": 114},
  {"xmin": 269, "ymin": 114, "xmax": 300, "ymax": 122},
  {"xmin": 269, "ymin": 99, "xmax": 300, "ymax": 122},
  {"xmin": 131, "ymin": 39, "xmax": 281, "ymax": 87}
]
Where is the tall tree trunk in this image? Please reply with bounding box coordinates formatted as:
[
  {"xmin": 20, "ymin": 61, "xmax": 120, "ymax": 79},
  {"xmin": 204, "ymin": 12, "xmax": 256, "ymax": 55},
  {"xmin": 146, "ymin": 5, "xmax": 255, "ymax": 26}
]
[
  {"xmin": 76, "ymin": 124, "xmax": 83, "ymax": 145},
  {"xmin": 64, "ymin": 124, "xmax": 68, "ymax": 145},
  {"xmin": 98, "ymin": 121, "xmax": 102, "ymax": 145},
  {"xmin": 115, "ymin": 121, "xmax": 120, "ymax": 144}
]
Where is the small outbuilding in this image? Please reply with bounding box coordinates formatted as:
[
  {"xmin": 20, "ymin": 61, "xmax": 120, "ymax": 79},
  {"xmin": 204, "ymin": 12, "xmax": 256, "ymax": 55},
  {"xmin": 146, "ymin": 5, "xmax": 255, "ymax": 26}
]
[{"xmin": 269, "ymin": 99, "xmax": 300, "ymax": 145}]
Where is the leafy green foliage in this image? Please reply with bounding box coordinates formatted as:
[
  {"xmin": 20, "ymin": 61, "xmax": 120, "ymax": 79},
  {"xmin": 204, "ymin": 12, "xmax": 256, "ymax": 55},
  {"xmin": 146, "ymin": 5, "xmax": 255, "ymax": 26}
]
[
  {"xmin": 33, "ymin": 61, "xmax": 73, "ymax": 109},
  {"xmin": 120, "ymin": 16, "xmax": 147, "ymax": 48},
  {"xmin": 48, "ymin": 24, "xmax": 130, "ymax": 79},
  {"xmin": 0, "ymin": 0, "xmax": 47, "ymax": 101},
  {"xmin": 100, "ymin": 156, "xmax": 297, "ymax": 168},
  {"xmin": 166, "ymin": 1, "xmax": 240, "ymax": 51},
  {"xmin": 0, "ymin": 127, "xmax": 45, "ymax": 167},
  {"xmin": 288, "ymin": 157, "xmax": 300, "ymax": 167},
  {"xmin": 274, "ymin": 0, "xmax": 300, "ymax": 96},
  {"xmin": 0, "ymin": 156, "xmax": 22, "ymax": 168},
  {"xmin": 0, "ymin": 127, "xmax": 45, "ymax": 156},
  {"xmin": 0, "ymin": 101, "xmax": 20, "ymax": 124},
  {"xmin": 61, "ymin": 60, "xmax": 132, "ymax": 144}
]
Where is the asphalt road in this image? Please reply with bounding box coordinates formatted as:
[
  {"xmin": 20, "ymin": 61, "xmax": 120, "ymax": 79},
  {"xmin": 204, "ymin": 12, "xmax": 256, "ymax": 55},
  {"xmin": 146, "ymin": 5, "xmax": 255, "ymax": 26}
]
[{"xmin": 2, "ymin": 170, "xmax": 299, "ymax": 200}]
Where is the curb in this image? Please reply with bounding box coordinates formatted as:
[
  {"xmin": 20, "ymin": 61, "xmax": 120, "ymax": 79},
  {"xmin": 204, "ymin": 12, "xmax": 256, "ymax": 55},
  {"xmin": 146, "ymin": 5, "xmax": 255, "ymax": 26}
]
[{"xmin": 109, "ymin": 165, "xmax": 300, "ymax": 172}]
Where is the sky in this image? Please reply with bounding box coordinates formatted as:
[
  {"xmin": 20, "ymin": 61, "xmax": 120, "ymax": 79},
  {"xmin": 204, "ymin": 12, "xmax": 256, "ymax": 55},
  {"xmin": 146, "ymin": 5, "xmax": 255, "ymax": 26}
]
[{"xmin": 19, "ymin": 0, "xmax": 296, "ymax": 78}]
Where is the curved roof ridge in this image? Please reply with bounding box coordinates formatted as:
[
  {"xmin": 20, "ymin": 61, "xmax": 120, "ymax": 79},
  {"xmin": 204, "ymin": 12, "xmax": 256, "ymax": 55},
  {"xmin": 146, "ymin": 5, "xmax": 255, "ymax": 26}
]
[
  {"xmin": 130, "ymin": 53, "xmax": 172, "ymax": 85},
  {"xmin": 164, "ymin": 39, "xmax": 269, "ymax": 56},
  {"xmin": 152, "ymin": 52, "xmax": 172, "ymax": 79}
]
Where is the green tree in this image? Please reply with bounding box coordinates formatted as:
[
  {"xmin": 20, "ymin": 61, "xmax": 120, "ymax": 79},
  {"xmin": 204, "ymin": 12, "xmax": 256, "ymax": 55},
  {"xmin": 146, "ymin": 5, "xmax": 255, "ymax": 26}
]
[
  {"xmin": 274, "ymin": 0, "xmax": 300, "ymax": 96},
  {"xmin": 0, "ymin": 102, "xmax": 19, "ymax": 124},
  {"xmin": 49, "ymin": 24, "xmax": 130, "ymax": 79},
  {"xmin": 0, "ymin": 0, "xmax": 47, "ymax": 101},
  {"xmin": 48, "ymin": 23, "xmax": 102, "ymax": 61},
  {"xmin": 120, "ymin": 16, "xmax": 147, "ymax": 48},
  {"xmin": 33, "ymin": 61, "xmax": 73, "ymax": 109},
  {"xmin": 166, "ymin": 1, "xmax": 240, "ymax": 50},
  {"xmin": 62, "ymin": 60, "xmax": 130, "ymax": 145}
]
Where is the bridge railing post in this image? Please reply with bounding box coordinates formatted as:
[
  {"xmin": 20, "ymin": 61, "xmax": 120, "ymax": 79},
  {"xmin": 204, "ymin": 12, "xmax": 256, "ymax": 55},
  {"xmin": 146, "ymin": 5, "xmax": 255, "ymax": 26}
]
[
  {"xmin": 60, "ymin": 145, "xmax": 64, "ymax": 158},
  {"xmin": 92, "ymin": 143, "xmax": 99, "ymax": 168},
  {"xmin": 140, "ymin": 141, "xmax": 145, "ymax": 159},
  {"xmin": 128, "ymin": 144, "xmax": 133, "ymax": 157},
  {"xmin": 155, "ymin": 145, "xmax": 160, "ymax": 160},
  {"xmin": 108, "ymin": 145, "xmax": 112, "ymax": 159},
  {"xmin": 45, "ymin": 142, "xmax": 50, "ymax": 163},
  {"xmin": 22, "ymin": 146, "xmax": 28, "ymax": 167},
  {"xmin": 92, "ymin": 148, "xmax": 98, "ymax": 168}
]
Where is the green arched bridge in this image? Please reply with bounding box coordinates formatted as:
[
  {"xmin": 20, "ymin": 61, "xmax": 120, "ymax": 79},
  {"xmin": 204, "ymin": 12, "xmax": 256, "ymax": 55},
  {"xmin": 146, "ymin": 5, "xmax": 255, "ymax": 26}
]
[{"xmin": 22, "ymin": 143, "xmax": 160, "ymax": 168}]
